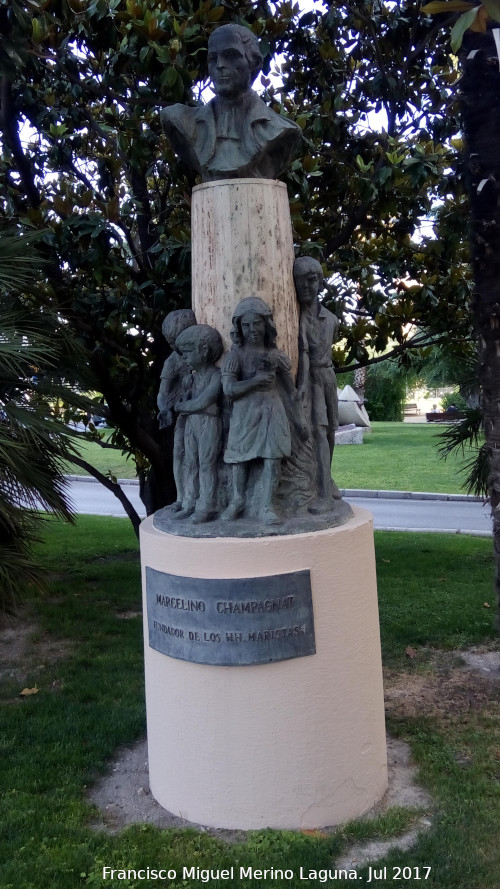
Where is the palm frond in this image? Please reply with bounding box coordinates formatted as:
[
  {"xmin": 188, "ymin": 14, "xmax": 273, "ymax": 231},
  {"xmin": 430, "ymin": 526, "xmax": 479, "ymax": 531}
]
[
  {"xmin": 437, "ymin": 408, "xmax": 489, "ymax": 499},
  {"xmin": 458, "ymin": 444, "xmax": 490, "ymax": 499},
  {"xmin": 437, "ymin": 408, "xmax": 483, "ymax": 457},
  {"xmin": 0, "ymin": 228, "xmax": 45, "ymax": 293},
  {"xmin": 0, "ymin": 227, "xmax": 79, "ymax": 611}
]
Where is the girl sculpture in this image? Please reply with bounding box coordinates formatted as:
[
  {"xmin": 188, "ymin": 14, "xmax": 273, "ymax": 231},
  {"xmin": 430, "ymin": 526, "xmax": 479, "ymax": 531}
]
[{"xmin": 221, "ymin": 296, "xmax": 307, "ymax": 526}]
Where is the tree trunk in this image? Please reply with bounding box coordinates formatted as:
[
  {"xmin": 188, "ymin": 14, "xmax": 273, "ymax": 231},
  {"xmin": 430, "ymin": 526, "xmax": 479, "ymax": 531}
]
[
  {"xmin": 353, "ymin": 365, "xmax": 367, "ymax": 403},
  {"xmin": 461, "ymin": 30, "xmax": 500, "ymax": 630},
  {"xmin": 141, "ymin": 427, "xmax": 177, "ymax": 516}
]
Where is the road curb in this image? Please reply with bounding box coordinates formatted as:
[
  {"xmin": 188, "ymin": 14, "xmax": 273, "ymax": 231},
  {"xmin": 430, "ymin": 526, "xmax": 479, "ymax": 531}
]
[
  {"xmin": 63, "ymin": 477, "xmax": 491, "ymax": 534},
  {"xmin": 66, "ymin": 474, "xmax": 140, "ymax": 486},
  {"xmin": 373, "ymin": 526, "xmax": 492, "ymax": 538},
  {"xmin": 341, "ymin": 489, "xmax": 483, "ymax": 503},
  {"xmin": 65, "ymin": 475, "xmax": 484, "ymax": 503}
]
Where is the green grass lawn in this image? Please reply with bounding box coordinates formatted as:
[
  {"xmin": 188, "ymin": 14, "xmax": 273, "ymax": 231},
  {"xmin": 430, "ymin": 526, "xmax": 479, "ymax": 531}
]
[
  {"xmin": 333, "ymin": 421, "xmax": 477, "ymax": 494},
  {"xmin": 1, "ymin": 517, "xmax": 498, "ymax": 889},
  {"xmin": 67, "ymin": 423, "xmax": 479, "ymax": 495},
  {"xmin": 66, "ymin": 432, "xmax": 136, "ymax": 480}
]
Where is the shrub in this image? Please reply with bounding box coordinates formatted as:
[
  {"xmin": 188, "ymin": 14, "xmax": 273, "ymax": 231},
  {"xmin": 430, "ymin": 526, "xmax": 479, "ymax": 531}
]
[
  {"xmin": 364, "ymin": 361, "xmax": 407, "ymax": 421},
  {"xmin": 441, "ymin": 390, "xmax": 468, "ymax": 412}
]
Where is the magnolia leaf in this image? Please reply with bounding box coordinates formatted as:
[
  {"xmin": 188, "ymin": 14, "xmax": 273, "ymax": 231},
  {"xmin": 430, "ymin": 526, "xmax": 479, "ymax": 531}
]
[
  {"xmin": 481, "ymin": 0, "xmax": 500, "ymax": 21},
  {"xmin": 207, "ymin": 5, "xmax": 225, "ymax": 21},
  {"xmin": 31, "ymin": 17, "xmax": 44, "ymax": 42},
  {"xmin": 469, "ymin": 4, "xmax": 490, "ymax": 30},
  {"xmin": 450, "ymin": 5, "xmax": 481, "ymax": 51},
  {"xmin": 164, "ymin": 66, "xmax": 177, "ymax": 87},
  {"xmin": 422, "ymin": 0, "xmax": 474, "ymax": 11},
  {"xmin": 20, "ymin": 686, "xmax": 39, "ymax": 696},
  {"xmin": 405, "ymin": 646, "xmax": 417, "ymax": 659}
]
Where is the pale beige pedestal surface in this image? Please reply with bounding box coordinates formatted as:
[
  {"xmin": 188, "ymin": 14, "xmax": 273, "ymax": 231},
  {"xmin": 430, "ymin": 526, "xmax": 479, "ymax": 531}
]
[
  {"xmin": 191, "ymin": 178, "xmax": 299, "ymax": 375},
  {"xmin": 140, "ymin": 506, "xmax": 387, "ymax": 830}
]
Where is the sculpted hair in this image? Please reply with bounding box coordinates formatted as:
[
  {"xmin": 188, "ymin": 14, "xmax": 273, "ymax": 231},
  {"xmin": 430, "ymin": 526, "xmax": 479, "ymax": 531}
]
[
  {"xmin": 175, "ymin": 324, "xmax": 224, "ymax": 363},
  {"xmin": 162, "ymin": 309, "xmax": 196, "ymax": 345},
  {"xmin": 209, "ymin": 24, "xmax": 263, "ymax": 80},
  {"xmin": 230, "ymin": 296, "xmax": 277, "ymax": 349},
  {"xmin": 293, "ymin": 256, "xmax": 324, "ymax": 286}
]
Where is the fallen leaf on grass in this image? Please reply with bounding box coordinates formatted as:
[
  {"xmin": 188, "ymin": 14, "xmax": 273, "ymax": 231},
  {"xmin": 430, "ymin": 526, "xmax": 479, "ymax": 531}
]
[
  {"xmin": 19, "ymin": 686, "xmax": 39, "ymax": 697},
  {"xmin": 300, "ymin": 829, "xmax": 329, "ymax": 838},
  {"xmin": 483, "ymin": 602, "xmax": 491, "ymax": 608},
  {"xmin": 405, "ymin": 647, "xmax": 417, "ymax": 659},
  {"xmin": 381, "ymin": 559, "xmax": 391, "ymax": 563}
]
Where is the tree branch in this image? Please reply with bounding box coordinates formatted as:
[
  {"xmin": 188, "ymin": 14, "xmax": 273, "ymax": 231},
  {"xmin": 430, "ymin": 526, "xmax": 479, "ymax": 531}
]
[
  {"xmin": 0, "ymin": 77, "xmax": 41, "ymax": 208},
  {"xmin": 68, "ymin": 454, "xmax": 141, "ymax": 538},
  {"xmin": 402, "ymin": 16, "xmax": 456, "ymax": 78},
  {"xmin": 338, "ymin": 331, "xmax": 454, "ymax": 373},
  {"xmin": 128, "ymin": 166, "xmax": 155, "ymax": 263}
]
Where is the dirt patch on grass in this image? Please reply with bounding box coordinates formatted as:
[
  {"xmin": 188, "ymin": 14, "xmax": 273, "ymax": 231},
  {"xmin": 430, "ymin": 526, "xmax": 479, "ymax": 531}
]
[
  {"xmin": 0, "ymin": 616, "xmax": 71, "ymax": 684},
  {"xmin": 384, "ymin": 645, "xmax": 500, "ymax": 725},
  {"xmin": 88, "ymin": 551, "xmax": 139, "ymax": 566},
  {"xmin": 87, "ymin": 643, "xmax": 498, "ymax": 846},
  {"xmin": 87, "ymin": 734, "xmax": 432, "ymax": 842},
  {"xmin": 116, "ymin": 610, "xmax": 142, "ymax": 620}
]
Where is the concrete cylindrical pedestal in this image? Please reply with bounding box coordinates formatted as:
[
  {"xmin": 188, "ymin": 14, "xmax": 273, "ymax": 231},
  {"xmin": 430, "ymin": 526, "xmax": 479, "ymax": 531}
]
[
  {"xmin": 140, "ymin": 506, "xmax": 387, "ymax": 830},
  {"xmin": 191, "ymin": 178, "xmax": 299, "ymax": 374}
]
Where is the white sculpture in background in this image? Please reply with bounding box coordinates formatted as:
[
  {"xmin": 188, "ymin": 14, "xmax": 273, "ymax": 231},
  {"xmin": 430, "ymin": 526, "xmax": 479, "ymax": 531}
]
[{"xmin": 337, "ymin": 384, "xmax": 371, "ymax": 428}]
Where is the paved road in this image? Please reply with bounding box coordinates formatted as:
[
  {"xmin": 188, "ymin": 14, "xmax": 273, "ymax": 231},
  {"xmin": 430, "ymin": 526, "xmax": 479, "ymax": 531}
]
[
  {"xmin": 351, "ymin": 495, "xmax": 491, "ymax": 535},
  {"xmin": 64, "ymin": 478, "xmax": 492, "ymax": 536}
]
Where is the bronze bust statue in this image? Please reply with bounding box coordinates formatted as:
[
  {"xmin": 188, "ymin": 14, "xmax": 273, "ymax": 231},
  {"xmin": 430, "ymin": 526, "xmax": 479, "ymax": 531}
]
[{"xmin": 161, "ymin": 24, "xmax": 301, "ymax": 181}]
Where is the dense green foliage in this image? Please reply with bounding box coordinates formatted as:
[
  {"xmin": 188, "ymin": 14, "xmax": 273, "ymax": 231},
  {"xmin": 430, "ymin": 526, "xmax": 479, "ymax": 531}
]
[
  {"xmin": 440, "ymin": 389, "xmax": 468, "ymax": 411},
  {"xmin": 0, "ymin": 228, "xmax": 89, "ymax": 609},
  {"xmin": 0, "ymin": 0, "xmax": 475, "ymax": 511},
  {"xmin": 364, "ymin": 360, "xmax": 408, "ymax": 421}
]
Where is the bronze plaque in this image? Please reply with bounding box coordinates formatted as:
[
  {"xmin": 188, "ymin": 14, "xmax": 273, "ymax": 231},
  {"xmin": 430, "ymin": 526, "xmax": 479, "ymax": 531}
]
[{"xmin": 146, "ymin": 567, "xmax": 315, "ymax": 666}]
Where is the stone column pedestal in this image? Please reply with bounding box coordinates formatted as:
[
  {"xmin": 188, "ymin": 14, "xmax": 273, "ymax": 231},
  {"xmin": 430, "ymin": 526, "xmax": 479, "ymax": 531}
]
[
  {"xmin": 191, "ymin": 178, "xmax": 299, "ymax": 375},
  {"xmin": 140, "ymin": 505, "xmax": 387, "ymax": 830}
]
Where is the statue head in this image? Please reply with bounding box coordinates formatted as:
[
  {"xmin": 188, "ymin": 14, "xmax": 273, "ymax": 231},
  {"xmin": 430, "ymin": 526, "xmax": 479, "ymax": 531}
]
[
  {"xmin": 207, "ymin": 24, "xmax": 263, "ymax": 99},
  {"xmin": 230, "ymin": 296, "xmax": 277, "ymax": 349},
  {"xmin": 293, "ymin": 256, "xmax": 324, "ymax": 306},
  {"xmin": 175, "ymin": 324, "xmax": 223, "ymax": 370},
  {"xmin": 162, "ymin": 309, "xmax": 197, "ymax": 350}
]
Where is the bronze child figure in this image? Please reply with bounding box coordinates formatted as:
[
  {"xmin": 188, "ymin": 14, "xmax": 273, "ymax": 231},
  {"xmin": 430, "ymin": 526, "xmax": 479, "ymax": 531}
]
[
  {"xmin": 221, "ymin": 296, "xmax": 307, "ymax": 526},
  {"xmin": 157, "ymin": 309, "xmax": 197, "ymax": 512},
  {"xmin": 173, "ymin": 324, "xmax": 224, "ymax": 524},
  {"xmin": 293, "ymin": 256, "xmax": 341, "ymax": 512}
]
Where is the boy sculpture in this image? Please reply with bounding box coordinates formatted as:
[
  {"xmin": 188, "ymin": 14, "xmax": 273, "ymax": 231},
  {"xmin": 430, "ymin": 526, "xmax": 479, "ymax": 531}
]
[
  {"xmin": 173, "ymin": 324, "xmax": 224, "ymax": 523},
  {"xmin": 157, "ymin": 309, "xmax": 196, "ymax": 512},
  {"xmin": 293, "ymin": 257, "xmax": 341, "ymax": 513},
  {"xmin": 161, "ymin": 24, "xmax": 301, "ymax": 181}
]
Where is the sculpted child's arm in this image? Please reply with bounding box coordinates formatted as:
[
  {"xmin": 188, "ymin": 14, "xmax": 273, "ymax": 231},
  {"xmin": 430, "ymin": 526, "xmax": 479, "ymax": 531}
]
[
  {"xmin": 176, "ymin": 369, "xmax": 221, "ymax": 414},
  {"xmin": 223, "ymin": 357, "xmax": 274, "ymax": 400},
  {"xmin": 158, "ymin": 355, "xmax": 185, "ymax": 426},
  {"xmin": 277, "ymin": 353, "xmax": 309, "ymax": 441},
  {"xmin": 297, "ymin": 320, "xmax": 310, "ymax": 396},
  {"xmin": 223, "ymin": 373, "xmax": 272, "ymax": 399}
]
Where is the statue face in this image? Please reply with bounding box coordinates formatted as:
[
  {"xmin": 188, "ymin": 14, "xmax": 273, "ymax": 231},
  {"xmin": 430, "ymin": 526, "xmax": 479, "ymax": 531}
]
[
  {"xmin": 294, "ymin": 269, "xmax": 321, "ymax": 306},
  {"xmin": 178, "ymin": 340, "xmax": 206, "ymax": 370},
  {"xmin": 207, "ymin": 30, "xmax": 253, "ymax": 98},
  {"xmin": 240, "ymin": 312, "xmax": 266, "ymax": 347}
]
